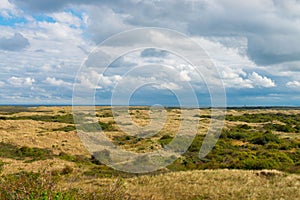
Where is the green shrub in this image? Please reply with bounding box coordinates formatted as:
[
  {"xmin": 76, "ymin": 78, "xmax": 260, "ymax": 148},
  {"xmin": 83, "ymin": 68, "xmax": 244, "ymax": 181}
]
[
  {"xmin": 0, "ymin": 142, "xmax": 19, "ymax": 158},
  {"xmin": 52, "ymin": 125, "xmax": 76, "ymax": 132},
  {"xmin": 227, "ymin": 132, "xmax": 248, "ymax": 140},
  {"xmin": 0, "ymin": 160, "xmax": 4, "ymax": 172},
  {"xmin": 1, "ymin": 114, "xmax": 75, "ymax": 124},
  {"xmin": 78, "ymin": 121, "xmax": 116, "ymax": 132},
  {"xmin": 250, "ymin": 132, "xmax": 280, "ymax": 145},
  {"xmin": 263, "ymin": 123, "xmax": 295, "ymax": 133},
  {"xmin": 226, "ymin": 113, "xmax": 300, "ymax": 124},
  {"xmin": 0, "ymin": 143, "xmax": 54, "ymax": 162},
  {"xmin": 236, "ymin": 124, "xmax": 251, "ymax": 130},
  {"xmin": 242, "ymin": 157, "xmax": 279, "ymax": 170},
  {"xmin": 97, "ymin": 111, "xmax": 113, "ymax": 118},
  {"xmin": 16, "ymin": 146, "xmax": 53, "ymax": 161}
]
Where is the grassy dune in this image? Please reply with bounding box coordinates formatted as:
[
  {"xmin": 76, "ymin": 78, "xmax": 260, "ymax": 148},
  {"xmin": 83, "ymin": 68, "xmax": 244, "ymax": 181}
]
[{"xmin": 0, "ymin": 106, "xmax": 300, "ymax": 199}]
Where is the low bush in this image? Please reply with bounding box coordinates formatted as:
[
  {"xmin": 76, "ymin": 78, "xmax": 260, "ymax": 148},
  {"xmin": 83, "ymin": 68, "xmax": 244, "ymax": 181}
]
[
  {"xmin": 52, "ymin": 125, "xmax": 76, "ymax": 132},
  {"xmin": 263, "ymin": 123, "xmax": 295, "ymax": 133},
  {"xmin": 16, "ymin": 146, "xmax": 53, "ymax": 161},
  {"xmin": 250, "ymin": 132, "xmax": 281, "ymax": 145},
  {"xmin": 78, "ymin": 121, "xmax": 116, "ymax": 132},
  {"xmin": 0, "ymin": 114, "xmax": 74, "ymax": 124},
  {"xmin": 0, "ymin": 160, "xmax": 4, "ymax": 172}
]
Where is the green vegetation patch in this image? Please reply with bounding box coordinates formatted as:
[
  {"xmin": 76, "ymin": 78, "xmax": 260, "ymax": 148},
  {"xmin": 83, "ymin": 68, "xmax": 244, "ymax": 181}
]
[
  {"xmin": 0, "ymin": 114, "xmax": 74, "ymax": 124},
  {"xmin": 0, "ymin": 143, "xmax": 91, "ymax": 164},
  {"xmin": 16, "ymin": 146, "xmax": 53, "ymax": 162},
  {"xmin": 226, "ymin": 112, "xmax": 300, "ymax": 124},
  {"xmin": 52, "ymin": 125, "xmax": 76, "ymax": 132},
  {"xmin": 78, "ymin": 121, "xmax": 116, "ymax": 132},
  {"xmin": 168, "ymin": 124, "xmax": 300, "ymax": 173},
  {"xmin": 0, "ymin": 143, "xmax": 54, "ymax": 162},
  {"xmin": 263, "ymin": 123, "xmax": 298, "ymax": 133}
]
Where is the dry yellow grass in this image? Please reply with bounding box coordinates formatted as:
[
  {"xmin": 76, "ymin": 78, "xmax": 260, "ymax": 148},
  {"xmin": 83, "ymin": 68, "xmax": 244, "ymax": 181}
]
[
  {"xmin": 124, "ymin": 169, "xmax": 300, "ymax": 200},
  {"xmin": 56, "ymin": 169, "xmax": 300, "ymax": 200}
]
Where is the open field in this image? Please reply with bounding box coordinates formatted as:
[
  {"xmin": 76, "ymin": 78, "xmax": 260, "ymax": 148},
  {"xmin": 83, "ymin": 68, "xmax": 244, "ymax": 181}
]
[{"xmin": 0, "ymin": 106, "xmax": 300, "ymax": 199}]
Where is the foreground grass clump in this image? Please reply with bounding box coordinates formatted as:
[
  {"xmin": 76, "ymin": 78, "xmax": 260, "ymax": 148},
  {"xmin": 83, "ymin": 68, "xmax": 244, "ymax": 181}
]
[
  {"xmin": 0, "ymin": 171, "xmax": 131, "ymax": 200},
  {"xmin": 1, "ymin": 168, "xmax": 299, "ymax": 200},
  {"xmin": 0, "ymin": 171, "xmax": 77, "ymax": 200}
]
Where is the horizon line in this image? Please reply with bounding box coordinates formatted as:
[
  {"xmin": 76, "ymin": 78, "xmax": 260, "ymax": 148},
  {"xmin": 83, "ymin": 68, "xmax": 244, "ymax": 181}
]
[{"xmin": 1, "ymin": 104, "xmax": 300, "ymax": 109}]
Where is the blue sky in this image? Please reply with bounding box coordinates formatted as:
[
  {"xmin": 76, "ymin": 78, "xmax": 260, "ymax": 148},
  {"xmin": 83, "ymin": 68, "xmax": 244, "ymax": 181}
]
[{"xmin": 1, "ymin": 0, "xmax": 300, "ymax": 106}]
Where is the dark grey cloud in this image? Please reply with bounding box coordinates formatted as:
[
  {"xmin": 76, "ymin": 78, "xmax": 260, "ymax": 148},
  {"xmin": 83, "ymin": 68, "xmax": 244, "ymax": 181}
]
[
  {"xmin": 10, "ymin": 0, "xmax": 116, "ymax": 12},
  {"xmin": 0, "ymin": 33, "xmax": 30, "ymax": 51},
  {"xmin": 10, "ymin": 0, "xmax": 89, "ymax": 12},
  {"xmin": 10, "ymin": 0, "xmax": 67, "ymax": 12},
  {"xmin": 141, "ymin": 48, "xmax": 168, "ymax": 58}
]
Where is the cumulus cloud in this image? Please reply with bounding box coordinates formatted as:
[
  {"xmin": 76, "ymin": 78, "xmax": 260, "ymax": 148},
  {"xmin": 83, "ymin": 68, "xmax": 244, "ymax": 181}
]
[
  {"xmin": 221, "ymin": 69, "xmax": 253, "ymax": 89},
  {"xmin": 77, "ymin": 70, "xmax": 122, "ymax": 89},
  {"xmin": 0, "ymin": 33, "xmax": 30, "ymax": 51},
  {"xmin": 8, "ymin": 76, "xmax": 35, "ymax": 87},
  {"xmin": 286, "ymin": 81, "xmax": 300, "ymax": 88},
  {"xmin": 248, "ymin": 72, "xmax": 276, "ymax": 88},
  {"xmin": 221, "ymin": 70, "xmax": 276, "ymax": 89},
  {"xmin": 44, "ymin": 77, "xmax": 72, "ymax": 87}
]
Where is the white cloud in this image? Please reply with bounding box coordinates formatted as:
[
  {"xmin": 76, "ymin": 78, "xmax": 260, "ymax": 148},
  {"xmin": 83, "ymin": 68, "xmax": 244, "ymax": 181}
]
[
  {"xmin": 221, "ymin": 69, "xmax": 253, "ymax": 89},
  {"xmin": 179, "ymin": 70, "xmax": 191, "ymax": 82},
  {"xmin": 0, "ymin": 81, "xmax": 4, "ymax": 87},
  {"xmin": 77, "ymin": 70, "xmax": 122, "ymax": 89},
  {"xmin": 44, "ymin": 77, "xmax": 72, "ymax": 87},
  {"xmin": 286, "ymin": 81, "xmax": 300, "ymax": 88},
  {"xmin": 220, "ymin": 70, "xmax": 276, "ymax": 89},
  {"xmin": 160, "ymin": 82, "xmax": 181, "ymax": 90},
  {"xmin": 248, "ymin": 72, "xmax": 276, "ymax": 88},
  {"xmin": 0, "ymin": 0, "xmax": 19, "ymax": 18},
  {"xmin": 50, "ymin": 12, "xmax": 82, "ymax": 28},
  {"xmin": 0, "ymin": 0, "xmax": 13, "ymax": 9},
  {"xmin": 8, "ymin": 76, "xmax": 35, "ymax": 87}
]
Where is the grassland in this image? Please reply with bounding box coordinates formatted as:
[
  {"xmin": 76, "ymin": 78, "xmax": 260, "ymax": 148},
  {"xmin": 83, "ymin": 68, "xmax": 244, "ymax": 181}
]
[{"xmin": 0, "ymin": 106, "xmax": 299, "ymax": 199}]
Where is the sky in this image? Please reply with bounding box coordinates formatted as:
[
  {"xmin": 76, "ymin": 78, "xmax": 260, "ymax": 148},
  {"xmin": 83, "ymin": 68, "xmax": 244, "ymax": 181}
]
[{"xmin": 1, "ymin": 0, "xmax": 300, "ymax": 106}]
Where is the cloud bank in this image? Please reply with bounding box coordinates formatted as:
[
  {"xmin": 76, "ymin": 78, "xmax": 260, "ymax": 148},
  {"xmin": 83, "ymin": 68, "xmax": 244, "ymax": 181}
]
[{"xmin": 0, "ymin": 0, "xmax": 299, "ymax": 105}]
